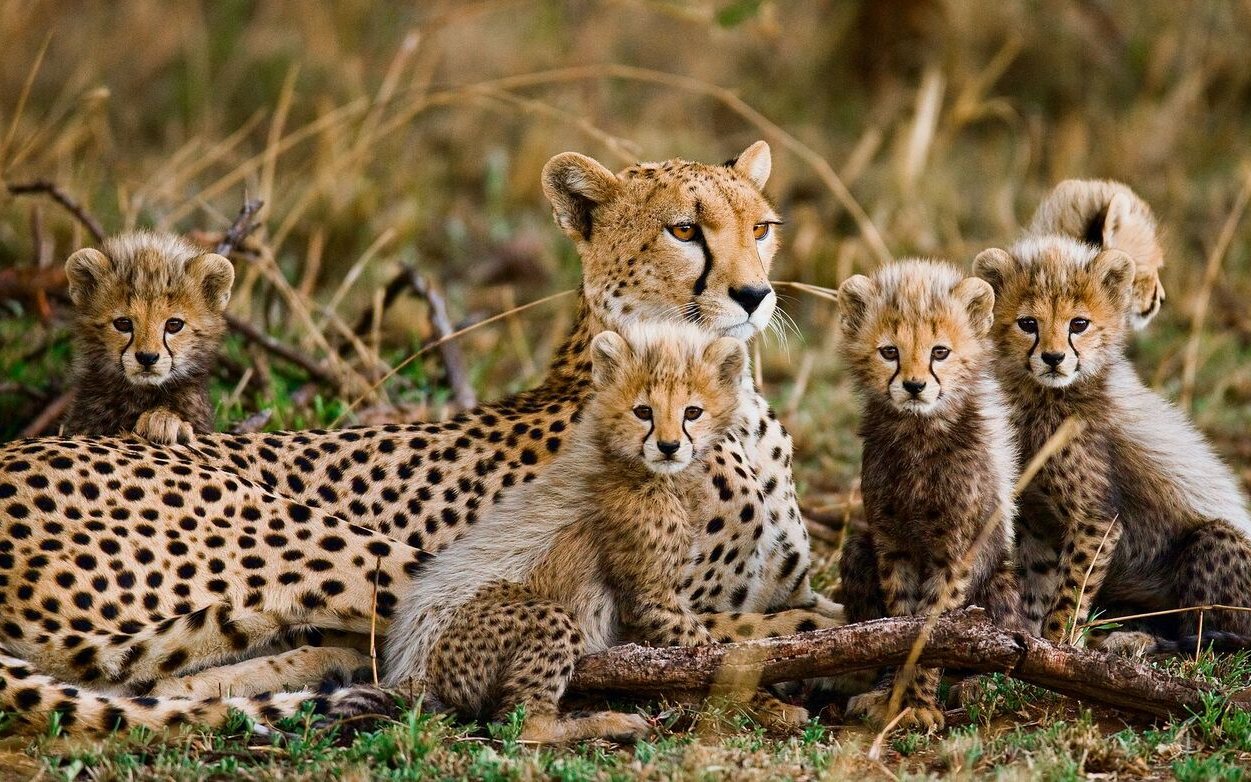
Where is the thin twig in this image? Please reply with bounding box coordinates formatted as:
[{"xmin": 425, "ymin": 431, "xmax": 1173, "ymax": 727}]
[
  {"xmin": 1078, "ymin": 603, "xmax": 1251, "ymax": 630},
  {"xmin": 229, "ymin": 409, "xmax": 273, "ymax": 435},
  {"xmin": 1068, "ymin": 516, "xmax": 1120, "ymax": 645},
  {"xmin": 224, "ymin": 314, "xmax": 338, "ymax": 386},
  {"xmin": 214, "ymin": 198, "xmax": 265, "ymax": 256},
  {"xmin": 370, "ymin": 557, "xmax": 382, "ymax": 687},
  {"xmin": 7, "ymin": 180, "xmax": 106, "ymax": 242},
  {"xmin": 404, "ymin": 267, "xmax": 477, "ymax": 409}
]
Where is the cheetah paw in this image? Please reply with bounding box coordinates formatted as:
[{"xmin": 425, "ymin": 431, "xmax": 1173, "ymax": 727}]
[
  {"xmin": 135, "ymin": 408, "xmax": 195, "ymax": 445},
  {"xmin": 847, "ymin": 690, "xmax": 944, "ymax": 732},
  {"xmin": 1092, "ymin": 630, "xmax": 1161, "ymax": 657},
  {"xmin": 322, "ymin": 684, "xmax": 405, "ymax": 726}
]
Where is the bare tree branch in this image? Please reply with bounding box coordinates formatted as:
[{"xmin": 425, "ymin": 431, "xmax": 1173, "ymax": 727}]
[{"xmin": 7, "ymin": 180, "xmax": 106, "ymax": 243}]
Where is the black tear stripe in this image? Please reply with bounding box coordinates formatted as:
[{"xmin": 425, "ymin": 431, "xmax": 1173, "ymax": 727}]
[
  {"xmin": 928, "ymin": 359, "xmax": 942, "ymax": 393},
  {"xmin": 1084, "ymin": 206, "xmax": 1109, "ymax": 246},
  {"xmin": 1025, "ymin": 331, "xmax": 1040, "ymax": 373},
  {"xmin": 119, "ymin": 331, "xmax": 136, "ymax": 374},
  {"xmin": 885, "ymin": 359, "xmax": 900, "ymax": 395},
  {"xmin": 691, "ymin": 229, "xmax": 715, "ymax": 297},
  {"xmin": 1068, "ymin": 332, "xmax": 1082, "ymax": 373},
  {"xmin": 640, "ymin": 418, "xmax": 655, "ymax": 451}
]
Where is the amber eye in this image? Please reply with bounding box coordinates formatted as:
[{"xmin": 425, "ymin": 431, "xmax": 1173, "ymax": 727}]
[
  {"xmin": 165, "ymin": 318, "xmax": 185, "ymax": 334},
  {"xmin": 752, "ymin": 223, "xmax": 771, "ymax": 240},
  {"xmin": 878, "ymin": 346, "xmax": 898, "ymax": 361},
  {"xmin": 1017, "ymin": 317, "xmax": 1038, "ymax": 334},
  {"xmin": 633, "ymin": 405, "xmax": 653, "ymax": 421},
  {"xmin": 112, "ymin": 317, "xmax": 133, "ymax": 333},
  {"xmin": 1069, "ymin": 318, "xmax": 1090, "ymax": 334},
  {"xmin": 667, "ymin": 223, "xmax": 698, "ymax": 242},
  {"xmin": 931, "ymin": 346, "xmax": 950, "ymax": 361},
  {"xmin": 684, "ymin": 406, "xmax": 703, "ymax": 421}
]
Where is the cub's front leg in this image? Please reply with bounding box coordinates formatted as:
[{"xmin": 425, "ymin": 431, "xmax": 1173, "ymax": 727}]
[
  {"xmin": 135, "ymin": 406, "xmax": 195, "ymax": 444},
  {"xmin": 620, "ymin": 588, "xmax": 714, "ymax": 647}
]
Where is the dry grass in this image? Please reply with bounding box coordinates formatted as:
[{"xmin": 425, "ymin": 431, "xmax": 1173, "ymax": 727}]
[{"xmin": 3, "ymin": 1, "xmax": 1251, "ymax": 778}]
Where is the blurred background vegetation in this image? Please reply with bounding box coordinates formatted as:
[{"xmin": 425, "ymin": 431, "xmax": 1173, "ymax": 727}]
[{"xmin": 2, "ymin": 0, "xmax": 1250, "ymax": 501}]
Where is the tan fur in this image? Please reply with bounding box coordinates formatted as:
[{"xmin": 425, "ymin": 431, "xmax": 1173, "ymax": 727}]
[
  {"xmin": 0, "ymin": 145, "xmax": 837, "ymax": 734},
  {"xmin": 975, "ymin": 236, "xmax": 1251, "ymax": 646},
  {"xmin": 384, "ymin": 323, "xmax": 811, "ymax": 742},
  {"xmin": 1027, "ymin": 179, "xmax": 1165, "ymax": 329},
  {"xmin": 837, "ymin": 260, "xmax": 1021, "ymax": 731},
  {"xmin": 62, "ymin": 231, "xmax": 233, "ymax": 443}
]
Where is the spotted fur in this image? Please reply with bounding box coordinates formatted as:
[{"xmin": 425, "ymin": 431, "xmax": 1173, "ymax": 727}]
[
  {"xmin": 0, "ymin": 144, "xmax": 835, "ymax": 733},
  {"xmin": 974, "ymin": 236, "xmax": 1251, "ymax": 648},
  {"xmin": 836, "ymin": 260, "xmax": 1022, "ymax": 730},
  {"xmin": 1027, "ymin": 179, "xmax": 1165, "ymax": 329},
  {"xmin": 62, "ymin": 231, "xmax": 233, "ymax": 444}
]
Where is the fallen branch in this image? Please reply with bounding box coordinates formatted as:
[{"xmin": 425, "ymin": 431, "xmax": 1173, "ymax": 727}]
[
  {"xmin": 19, "ymin": 390, "xmax": 72, "ymax": 439},
  {"xmin": 213, "ymin": 198, "xmax": 265, "ymax": 257},
  {"xmin": 7, "ymin": 180, "xmax": 106, "ymax": 243},
  {"xmin": 570, "ymin": 607, "xmax": 1250, "ymax": 720},
  {"xmin": 229, "ymin": 409, "xmax": 273, "ymax": 434},
  {"xmin": 400, "ymin": 267, "xmax": 476, "ymax": 409},
  {"xmin": 224, "ymin": 313, "xmax": 338, "ymax": 387}
]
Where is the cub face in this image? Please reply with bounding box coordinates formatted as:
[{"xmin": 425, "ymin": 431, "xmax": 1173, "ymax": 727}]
[
  {"xmin": 836, "ymin": 260, "xmax": 994, "ymax": 417},
  {"xmin": 589, "ymin": 325, "xmax": 746, "ymax": 474},
  {"xmin": 65, "ymin": 233, "xmax": 234, "ymax": 387},
  {"xmin": 543, "ymin": 142, "xmax": 780, "ymax": 341},
  {"xmin": 973, "ymin": 237, "xmax": 1134, "ymax": 389}
]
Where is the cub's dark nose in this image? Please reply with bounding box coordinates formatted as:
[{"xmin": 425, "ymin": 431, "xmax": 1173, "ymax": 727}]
[
  {"xmin": 136, "ymin": 352, "xmax": 160, "ymax": 368},
  {"xmin": 657, "ymin": 440, "xmax": 681, "ymax": 457},
  {"xmin": 1041, "ymin": 352, "xmax": 1066, "ymax": 368},
  {"xmin": 728, "ymin": 285, "xmax": 771, "ymax": 315},
  {"xmin": 902, "ymin": 379, "xmax": 927, "ymax": 396}
]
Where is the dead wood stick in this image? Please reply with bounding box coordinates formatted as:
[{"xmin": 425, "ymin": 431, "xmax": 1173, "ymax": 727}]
[
  {"xmin": 570, "ymin": 607, "xmax": 1249, "ymax": 720},
  {"xmin": 7, "ymin": 180, "xmax": 106, "ymax": 243},
  {"xmin": 19, "ymin": 390, "xmax": 73, "ymax": 438},
  {"xmin": 401, "ymin": 266, "xmax": 476, "ymax": 409},
  {"xmin": 229, "ymin": 409, "xmax": 273, "ymax": 434},
  {"xmin": 213, "ymin": 198, "xmax": 265, "ymax": 257},
  {"xmin": 223, "ymin": 313, "xmax": 338, "ymax": 387}
]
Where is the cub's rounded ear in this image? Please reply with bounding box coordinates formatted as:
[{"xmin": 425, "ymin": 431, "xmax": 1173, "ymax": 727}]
[
  {"xmin": 835, "ymin": 274, "xmax": 874, "ymax": 334},
  {"xmin": 972, "ymin": 247, "xmax": 1015, "ymax": 295},
  {"xmin": 705, "ymin": 336, "xmax": 748, "ymax": 389},
  {"xmin": 729, "ymin": 140, "xmax": 771, "ymax": 191},
  {"xmin": 953, "ymin": 277, "xmax": 996, "ymax": 337},
  {"xmin": 1102, "ymin": 190, "xmax": 1133, "ymax": 246},
  {"xmin": 541, "ymin": 152, "xmax": 621, "ymax": 242},
  {"xmin": 65, "ymin": 247, "xmax": 112, "ymax": 307},
  {"xmin": 1091, "ymin": 248, "xmax": 1135, "ymax": 311},
  {"xmin": 590, "ymin": 330, "xmax": 630, "ymax": 388},
  {"xmin": 185, "ymin": 253, "xmax": 235, "ymax": 312}
]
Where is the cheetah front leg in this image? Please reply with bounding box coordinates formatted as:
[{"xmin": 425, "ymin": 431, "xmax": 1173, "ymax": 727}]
[
  {"xmin": 621, "ymin": 590, "xmax": 715, "ymax": 648},
  {"xmin": 1016, "ymin": 527, "xmax": 1061, "ymax": 636},
  {"xmin": 134, "ymin": 406, "xmax": 195, "ymax": 444},
  {"xmin": 1041, "ymin": 509, "xmax": 1122, "ymax": 644},
  {"xmin": 148, "ymin": 646, "xmax": 373, "ymax": 699}
]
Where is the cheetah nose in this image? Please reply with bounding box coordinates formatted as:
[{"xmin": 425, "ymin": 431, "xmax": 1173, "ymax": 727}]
[
  {"xmin": 136, "ymin": 351, "xmax": 160, "ymax": 368},
  {"xmin": 657, "ymin": 440, "xmax": 681, "ymax": 457},
  {"xmin": 902, "ymin": 379, "xmax": 927, "ymax": 396},
  {"xmin": 728, "ymin": 285, "xmax": 771, "ymax": 315},
  {"xmin": 1041, "ymin": 351, "xmax": 1066, "ymax": 368}
]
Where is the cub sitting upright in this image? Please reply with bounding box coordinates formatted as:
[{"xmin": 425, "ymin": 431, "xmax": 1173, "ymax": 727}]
[
  {"xmin": 1028, "ymin": 179, "xmax": 1165, "ymax": 329},
  {"xmin": 836, "ymin": 260, "xmax": 1022, "ymax": 731},
  {"xmin": 974, "ymin": 237, "xmax": 1251, "ymax": 649},
  {"xmin": 62, "ymin": 231, "xmax": 233, "ymax": 443},
  {"xmin": 384, "ymin": 323, "xmax": 803, "ymax": 743}
]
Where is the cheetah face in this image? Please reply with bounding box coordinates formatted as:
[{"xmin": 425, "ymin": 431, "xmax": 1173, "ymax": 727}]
[
  {"xmin": 543, "ymin": 142, "xmax": 781, "ymax": 342},
  {"xmin": 837, "ymin": 260, "xmax": 993, "ymax": 417},
  {"xmin": 65, "ymin": 242, "xmax": 233, "ymax": 387},
  {"xmin": 589, "ymin": 326, "xmax": 746, "ymax": 474},
  {"xmin": 974, "ymin": 239, "xmax": 1134, "ymax": 390}
]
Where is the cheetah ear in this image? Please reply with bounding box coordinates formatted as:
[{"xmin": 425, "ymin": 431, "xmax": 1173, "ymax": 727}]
[
  {"xmin": 185, "ymin": 253, "xmax": 235, "ymax": 312},
  {"xmin": 705, "ymin": 336, "xmax": 748, "ymax": 389},
  {"xmin": 729, "ymin": 140, "xmax": 771, "ymax": 191},
  {"xmin": 1091, "ymin": 248, "xmax": 1135, "ymax": 312},
  {"xmin": 65, "ymin": 247, "xmax": 112, "ymax": 307},
  {"xmin": 835, "ymin": 274, "xmax": 874, "ymax": 334},
  {"xmin": 541, "ymin": 152, "xmax": 621, "ymax": 243},
  {"xmin": 590, "ymin": 330, "xmax": 631, "ymax": 389},
  {"xmin": 953, "ymin": 277, "xmax": 996, "ymax": 337},
  {"xmin": 972, "ymin": 247, "xmax": 1016, "ymax": 296},
  {"xmin": 1101, "ymin": 190, "xmax": 1133, "ymax": 247}
]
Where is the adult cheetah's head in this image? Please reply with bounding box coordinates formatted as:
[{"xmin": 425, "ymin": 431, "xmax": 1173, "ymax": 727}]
[
  {"xmin": 974, "ymin": 236, "xmax": 1134, "ymax": 390},
  {"xmin": 542, "ymin": 142, "xmax": 780, "ymax": 341}
]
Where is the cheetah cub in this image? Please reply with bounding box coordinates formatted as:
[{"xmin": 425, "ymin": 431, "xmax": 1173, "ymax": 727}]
[
  {"xmin": 1028, "ymin": 179, "xmax": 1165, "ymax": 329},
  {"xmin": 385, "ymin": 322, "xmax": 772, "ymax": 743},
  {"xmin": 62, "ymin": 231, "xmax": 233, "ymax": 443},
  {"xmin": 974, "ymin": 236, "xmax": 1251, "ymax": 651},
  {"xmin": 836, "ymin": 260, "xmax": 1022, "ymax": 731}
]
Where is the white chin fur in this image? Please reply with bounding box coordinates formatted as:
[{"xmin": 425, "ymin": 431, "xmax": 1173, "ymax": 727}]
[
  {"xmin": 891, "ymin": 397, "xmax": 940, "ymax": 416},
  {"xmin": 127, "ymin": 370, "xmax": 171, "ymax": 386},
  {"xmin": 647, "ymin": 458, "xmax": 691, "ymax": 475},
  {"xmin": 1033, "ymin": 370, "xmax": 1078, "ymax": 389}
]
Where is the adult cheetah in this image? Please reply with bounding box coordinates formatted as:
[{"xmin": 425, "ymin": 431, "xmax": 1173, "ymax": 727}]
[{"xmin": 0, "ymin": 142, "xmax": 842, "ymax": 732}]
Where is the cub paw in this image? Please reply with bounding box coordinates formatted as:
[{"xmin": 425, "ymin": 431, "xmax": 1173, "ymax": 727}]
[
  {"xmin": 1091, "ymin": 630, "xmax": 1160, "ymax": 657},
  {"xmin": 748, "ymin": 692, "xmax": 809, "ymax": 730},
  {"xmin": 847, "ymin": 689, "xmax": 944, "ymax": 732},
  {"xmin": 322, "ymin": 684, "xmax": 405, "ymax": 726},
  {"xmin": 135, "ymin": 408, "xmax": 195, "ymax": 445},
  {"xmin": 596, "ymin": 712, "xmax": 652, "ymax": 743}
]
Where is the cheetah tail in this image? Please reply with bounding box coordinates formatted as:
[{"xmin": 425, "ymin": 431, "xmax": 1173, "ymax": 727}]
[{"xmin": 0, "ymin": 653, "xmax": 338, "ymax": 736}]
